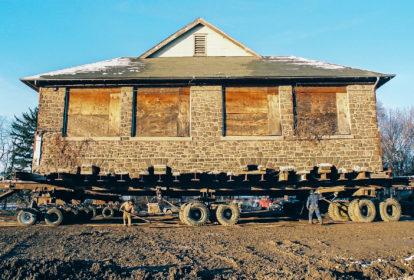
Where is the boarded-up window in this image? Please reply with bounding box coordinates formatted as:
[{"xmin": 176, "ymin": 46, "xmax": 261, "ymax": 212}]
[
  {"xmin": 295, "ymin": 87, "xmax": 350, "ymax": 136},
  {"xmin": 136, "ymin": 87, "xmax": 190, "ymax": 137},
  {"xmin": 66, "ymin": 88, "xmax": 121, "ymax": 137},
  {"xmin": 225, "ymin": 87, "xmax": 281, "ymax": 136}
]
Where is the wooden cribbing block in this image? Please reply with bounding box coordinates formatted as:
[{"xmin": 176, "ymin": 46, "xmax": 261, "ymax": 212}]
[
  {"xmin": 153, "ymin": 165, "xmax": 167, "ymax": 175},
  {"xmin": 279, "ymin": 166, "xmax": 295, "ymax": 181},
  {"xmin": 296, "ymin": 170, "xmax": 310, "ymax": 182},
  {"xmin": 317, "ymin": 163, "xmax": 332, "ymax": 181}
]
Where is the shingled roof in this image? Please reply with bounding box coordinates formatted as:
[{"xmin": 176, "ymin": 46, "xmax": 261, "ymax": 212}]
[
  {"xmin": 21, "ymin": 56, "xmax": 394, "ymax": 90},
  {"xmin": 21, "ymin": 18, "xmax": 394, "ymax": 90}
]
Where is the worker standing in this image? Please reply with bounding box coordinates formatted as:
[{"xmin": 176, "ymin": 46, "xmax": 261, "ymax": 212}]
[
  {"xmin": 120, "ymin": 200, "xmax": 135, "ymax": 227},
  {"xmin": 306, "ymin": 191, "xmax": 323, "ymax": 225}
]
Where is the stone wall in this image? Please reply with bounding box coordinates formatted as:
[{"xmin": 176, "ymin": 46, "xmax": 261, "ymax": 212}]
[
  {"xmin": 37, "ymin": 87, "xmax": 66, "ymax": 132},
  {"xmin": 34, "ymin": 85, "xmax": 382, "ymax": 177}
]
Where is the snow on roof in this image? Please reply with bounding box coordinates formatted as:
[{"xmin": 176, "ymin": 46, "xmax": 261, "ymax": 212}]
[
  {"xmin": 266, "ymin": 56, "xmax": 346, "ymax": 70},
  {"xmin": 24, "ymin": 57, "xmax": 145, "ymax": 79}
]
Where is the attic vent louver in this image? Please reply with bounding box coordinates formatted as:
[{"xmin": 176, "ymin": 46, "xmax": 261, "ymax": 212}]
[{"xmin": 194, "ymin": 34, "xmax": 206, "ymax": 56}]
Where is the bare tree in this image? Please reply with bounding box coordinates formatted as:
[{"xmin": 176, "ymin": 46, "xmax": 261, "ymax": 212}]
[
  {"xmin": 377, "ymin": 102, "xmax": 414, "ymax": 176},
  {"xmin": 0, "ymin": 116, "xmax": 12, "ymax": 177}
]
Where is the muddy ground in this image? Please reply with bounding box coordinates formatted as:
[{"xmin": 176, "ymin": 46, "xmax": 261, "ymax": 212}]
[{"xmin": 0, "ymin": 212, "xmax": 414, "ymax": 279}]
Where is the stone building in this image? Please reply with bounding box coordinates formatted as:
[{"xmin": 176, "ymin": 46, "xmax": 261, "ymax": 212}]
[{"xmin": 21, "ymin": 18, "xmax": 393, "ymax": 178}]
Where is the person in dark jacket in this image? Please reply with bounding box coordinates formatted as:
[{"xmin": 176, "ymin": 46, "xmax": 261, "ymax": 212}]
[{"xmin": 306, "ymin": 190, "xmax": 323, "ymax": 224}]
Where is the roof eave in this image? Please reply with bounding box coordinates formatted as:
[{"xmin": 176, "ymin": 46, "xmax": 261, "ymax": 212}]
[
  {"xmin": 20, "ymin": 78, "xmax": 39, "ymax": 91},
  {"xmin": 376, "ymin": 74, "xmax": 395, "ymax": 89},
  {"xmin": 21, "ymin": 75, "xmax": 394, "ymax": 91}
]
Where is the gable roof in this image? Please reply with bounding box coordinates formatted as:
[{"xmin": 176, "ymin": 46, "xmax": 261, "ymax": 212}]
[
  {"xmin": 139, "ymin": 18, "xmax": 261, "ymax": 58},
  {"xmin": 21, "ymin": 56, "xmax": 394, "ymax": 90}
]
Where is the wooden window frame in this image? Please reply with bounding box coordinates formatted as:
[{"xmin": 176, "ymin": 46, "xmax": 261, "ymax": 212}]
[
  {"xmin": 64, "ymin": 88, "xmax": 121, "ymax": 137},
  {"xmin": 62, "ymin": 88, "xmax": 69, "ymax": 136},
  {"xmin": 294, "ymin": 86, "xmax": 351, "ymax": 137},
  {"xmin": 134, "ymin": 87, "xmax": 191, "ymax": 137},
  {"xmin": 223, "ymin": 86, "xmax": 281, "ymax": 137}
]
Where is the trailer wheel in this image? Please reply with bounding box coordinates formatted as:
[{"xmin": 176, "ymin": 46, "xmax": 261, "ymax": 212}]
[
  {"xmin": 178, "ymin": 203, "xmax": 187, "ymax": 224},
  {"xmin": 45, "ymin": 208, "xmax": 64, "ymax": 226},
  {"xmin": 63, "ymin": 207, "xmax": 76, "ymax": 223},
  {"xmin": 102, "ymin": 206, "xmax": 115, "ymax": 218},
  {"xmin": 178, "ymin": 210, "xmax": 184, "ymax": 223},
  {"xmin": 348, "ymin": 199, "xmax": 360, "ymax": 222},
  {"xmin": 182, "ymin": 202, "xmax": 210, "ymax": 226},
  {"xmin": 78, "ymin": 207, "xmax": 92, "ymax": 221},
  {"xmin": 354, "ymin": 199, "xmax": 376, "ymax": 223},
  {"xmin": 379, "ymin": 198, "xmax": 401, "ymax": 222},
  {"xmin": 328, "ymin": 203, "xmax": 338, "ymax": 220},
  {"xmin": 68, "ymin": 208, "xmax": 80, "ymax": 222},
  {"xmin": 178, "ymin": 203, "xmax": 188, "ymax": 224},
  {"xmin": 17, "ymin": 209, "xmax": 37, "ymax": 226},
  {"xmin": 328, "ymin": 200, "xmax": 350, "ymax": 221},
  {"xmin": 83, "ymin": 207, "xmax": 94, "ymax": 220},
  {"xmin": 88, "ymin": 206, "xmax": 97, "ymax": 218},
  {"xmin": 216, "ymin": 204, "xmax": 240, "ymax": 226}
]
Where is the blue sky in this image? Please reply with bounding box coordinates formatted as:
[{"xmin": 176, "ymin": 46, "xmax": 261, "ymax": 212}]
[{"xmin": 0, "ymin": 0, "xmax": 413, "ymax": 117}]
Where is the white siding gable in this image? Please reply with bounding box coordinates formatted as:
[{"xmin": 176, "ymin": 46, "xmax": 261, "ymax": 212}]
[{"xmin": 148, "ymin": 24, "xmax": 253, "ymax": 57}]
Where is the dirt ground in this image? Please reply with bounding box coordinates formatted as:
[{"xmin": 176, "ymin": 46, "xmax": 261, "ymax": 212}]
[{"xmin": 0, "ymin": 212, "xmax": 414, "ymax": 279}]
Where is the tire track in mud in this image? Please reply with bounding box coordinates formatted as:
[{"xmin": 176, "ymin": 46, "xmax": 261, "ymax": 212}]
[
  {"xmin": 139, "ymin": 229, "xmax": 239, "ymax": 272},
  {"xmin": 155, "ymin": 228, "xmax": 286, "ymax": 277},
  {"xmin": 129, "ymin": 227, "xmax": 244, "ymax": 277},
  {"xmin": 183, "ymin": 228, "xmax": 332, "ymax": 278},
  {"xmin": 0, "ymin": 229, "xmax": 39, "ymax": 260},
  {"xmin": 1, "ymin": 220, "xmax": 414, "ymax": 279}
]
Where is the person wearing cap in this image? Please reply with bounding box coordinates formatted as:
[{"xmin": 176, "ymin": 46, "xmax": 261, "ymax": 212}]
[
  {"xmin": 120, "ymin": 200, "xmax": 135, "ymax": 226},
  {"xmin": 306, "ymin": 190, "xmax": 323, "ymax": 225}
]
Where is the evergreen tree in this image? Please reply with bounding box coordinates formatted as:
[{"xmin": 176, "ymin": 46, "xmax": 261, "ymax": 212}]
[{"xmin": 9, "ymin": 107, "xmax": 38, "ymax": 171}]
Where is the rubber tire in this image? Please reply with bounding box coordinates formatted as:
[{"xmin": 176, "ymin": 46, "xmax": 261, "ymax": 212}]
[
  {"xmin": 178, "ymin": 203, "xmax": 188, "ymax": 224},
  {"xmin": 348, "ymin": 199, "xmax": 360, "ymax": 222},
  {"xmin": 63, "ymin": 207, "xmax": 76, "ymax": 223},
  {"xmin": 182, "ymin": 202, "xmax": 210, "ymax": 226},
  {"xmin": 82, "ymin": 207, "xmax": 94, "ymax": 220},
  {"xmin": 69, "ymin": 208, "xmax": 80, "ymax": 222},
  {"xmin": 45, "ymin": 208, "xmax": 64, "ymax": 226},
  {"xmin": 178, "ymin": 210, "xmax": 184, "ymax": 223},
  {"xmin": 329, "ymin": 200, "xmax": 350, "ymax": 222},
  {"xmin": 178, "ymin": 203, "xmax": 187, "ymax": 224},
  {"xmin": 88, "ymin": 206, "xmax": 97, "ymax": 218},
  {"xmin": 102, "ymin": 206, "xmax": 115, "ymax": 218},
  {"xmin": 354, "ymin": 199, "xmax": 376, "ymax": 223},
  {"xmin": 379, "ymin": 198, "xmax": 401, "ymax": 222},
  {"xmin": 77, "ymin": 207, "xmax": 91, "ymax": 221},
  {"xmin": 17, "ymin": 209, "xmax": 37, "ymax": 226},
  {"xmin": 61, "ymin": 208, "xmax": 72, "ymax": 222},
  {"xmin": 328, "ymin": 203, "xmax": 339, "ymax": 220},
  {"xmin": 216, "ymin": 204, "xmax": 240, "ymax": 226}
]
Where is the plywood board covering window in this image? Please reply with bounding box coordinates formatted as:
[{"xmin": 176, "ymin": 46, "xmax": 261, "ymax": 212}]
[
  {"xmin": 66, "ymin": 88, "xmax": 121, "ymax": 137},
  {"xmin": 136, "ymin": 87, "xmax": 190, "ymax": 137},
  {"xmin": 225, "ymin": 87, "xmax": 281, "ymax": 136},
  {"xmin": 295, "ymin": 87, "xmax": 350, "ymax": 136}
]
